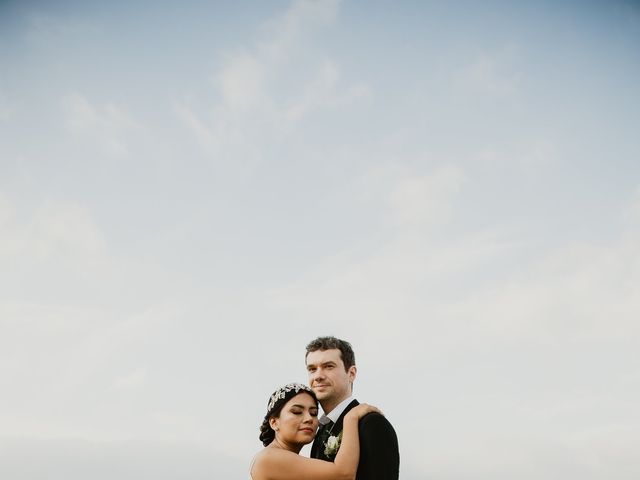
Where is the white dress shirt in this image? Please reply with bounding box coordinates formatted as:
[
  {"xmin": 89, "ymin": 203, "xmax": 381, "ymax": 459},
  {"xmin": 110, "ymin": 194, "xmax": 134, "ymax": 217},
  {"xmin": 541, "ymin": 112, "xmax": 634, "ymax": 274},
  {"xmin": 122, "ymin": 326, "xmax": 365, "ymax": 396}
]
[{"xmin": 319, "ymin": 396, "xmax": 355, "ymax": 426}]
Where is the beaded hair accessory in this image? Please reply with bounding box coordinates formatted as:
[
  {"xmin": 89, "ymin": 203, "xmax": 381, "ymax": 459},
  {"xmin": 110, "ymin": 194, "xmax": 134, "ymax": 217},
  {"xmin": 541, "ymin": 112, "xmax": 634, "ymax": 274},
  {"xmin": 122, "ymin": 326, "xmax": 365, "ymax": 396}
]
[{"xmin": 267, "ymin": 382, "xmax": 314, "ymax": 413}]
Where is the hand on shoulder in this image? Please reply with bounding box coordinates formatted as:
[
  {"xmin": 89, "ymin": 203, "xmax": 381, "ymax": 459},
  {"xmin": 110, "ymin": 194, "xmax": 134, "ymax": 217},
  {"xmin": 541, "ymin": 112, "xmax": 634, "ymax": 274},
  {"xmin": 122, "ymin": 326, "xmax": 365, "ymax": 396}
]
[{"xmin": 346, "ymin": 403, "xmax": 383, "ymax": 421}]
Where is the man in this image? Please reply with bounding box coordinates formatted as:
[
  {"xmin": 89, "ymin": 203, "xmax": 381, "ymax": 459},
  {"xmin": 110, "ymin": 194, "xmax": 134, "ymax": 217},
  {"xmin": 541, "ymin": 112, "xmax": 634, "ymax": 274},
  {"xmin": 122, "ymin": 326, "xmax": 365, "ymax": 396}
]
[{"xmin": 305, "ymin": 336, "xmax": 400, "ymax": 480}]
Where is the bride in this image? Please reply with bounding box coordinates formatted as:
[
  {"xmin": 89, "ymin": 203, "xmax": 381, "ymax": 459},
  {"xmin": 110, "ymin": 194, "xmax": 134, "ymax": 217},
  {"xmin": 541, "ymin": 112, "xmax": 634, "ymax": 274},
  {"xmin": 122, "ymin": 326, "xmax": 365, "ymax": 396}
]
[{"xmin": 250, "ymin": 382, "xmax": 381, "ymax": 480}]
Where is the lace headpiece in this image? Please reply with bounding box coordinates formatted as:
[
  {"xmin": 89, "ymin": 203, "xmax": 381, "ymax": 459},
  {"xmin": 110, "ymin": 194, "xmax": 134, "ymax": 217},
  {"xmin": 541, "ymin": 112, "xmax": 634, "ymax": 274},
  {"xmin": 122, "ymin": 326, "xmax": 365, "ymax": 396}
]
[{"xmin": 266, "ymin": 382, "xmax": 316, "ymax": 415}]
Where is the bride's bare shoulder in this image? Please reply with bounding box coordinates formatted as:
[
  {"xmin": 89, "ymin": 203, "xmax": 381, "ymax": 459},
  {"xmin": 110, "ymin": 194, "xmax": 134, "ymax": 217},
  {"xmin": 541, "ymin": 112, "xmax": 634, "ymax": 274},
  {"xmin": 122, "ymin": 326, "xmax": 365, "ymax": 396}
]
[{"xmin": 253, "ymin": 447, "xmax": 297, "ymax": 471}]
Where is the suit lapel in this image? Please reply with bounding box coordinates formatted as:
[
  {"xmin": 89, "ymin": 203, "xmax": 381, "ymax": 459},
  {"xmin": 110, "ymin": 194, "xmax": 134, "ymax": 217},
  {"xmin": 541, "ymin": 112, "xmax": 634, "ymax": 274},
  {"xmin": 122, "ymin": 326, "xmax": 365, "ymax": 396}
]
[
  {"xmin": 311, "ymin": 423, "xmax": 328, "ymax": 458},
  {"xmin": 331, "ymin": 399, "xmax": 359, "ymax": 438},
  {"xmin": 311, "ymin": 399, "xmax": 360, "ymax": 460}
]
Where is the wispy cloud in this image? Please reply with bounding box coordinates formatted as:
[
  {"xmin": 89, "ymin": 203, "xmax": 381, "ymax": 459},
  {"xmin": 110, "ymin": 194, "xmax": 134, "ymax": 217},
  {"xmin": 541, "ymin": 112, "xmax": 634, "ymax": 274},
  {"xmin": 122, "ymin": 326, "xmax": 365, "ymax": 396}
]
[
  {"xmin": 61, "ymin": 93, "xmax": 139, "ymax": 157},
  {"xmin": 283, "ymin": 59, "xmax": 371, "ymax": 122},
  {"xmin": 176, "ymin": 0, "xmax": 369, "ymax": 155},
  {"xmin": 454, "ymin": 48, "xmax": 521, "ymax": 97},
  {"xmin": 259, "ymin": 0, "xmax": 341, "ymax": 61},
  {"xmin": 0, "ymin": 193, "xmax": 106, "ymax": 262},
  {"xmin": 387, "ymin": 166, "xmax": 465, "ymax": 228}
]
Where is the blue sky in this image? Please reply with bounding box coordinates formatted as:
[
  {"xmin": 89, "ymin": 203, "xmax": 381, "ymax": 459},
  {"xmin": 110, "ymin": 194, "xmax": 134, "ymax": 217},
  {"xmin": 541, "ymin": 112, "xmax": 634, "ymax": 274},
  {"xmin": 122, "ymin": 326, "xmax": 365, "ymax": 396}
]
[{"xmin": 1, "ymin": 1, "xmax": 640, "ymax": 479}]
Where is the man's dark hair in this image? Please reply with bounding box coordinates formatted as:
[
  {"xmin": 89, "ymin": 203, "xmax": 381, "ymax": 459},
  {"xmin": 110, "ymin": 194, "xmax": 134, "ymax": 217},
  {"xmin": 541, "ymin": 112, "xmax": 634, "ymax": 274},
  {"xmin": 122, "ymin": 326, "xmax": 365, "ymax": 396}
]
[{"xmin": 305, "ymin": 336, "xmax": 356, "ymax": 371}]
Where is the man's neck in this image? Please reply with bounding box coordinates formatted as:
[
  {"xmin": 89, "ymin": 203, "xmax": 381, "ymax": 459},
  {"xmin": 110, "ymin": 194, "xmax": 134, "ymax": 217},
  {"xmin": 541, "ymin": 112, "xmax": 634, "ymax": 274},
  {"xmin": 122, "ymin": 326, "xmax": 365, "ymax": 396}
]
[
  {"xmin": 320, "ymin": 400, "xmax": 341, "ymax": 415},
  {"xmin": 320, "ymin": 395, "xmax": 354, "ymax": 421}
]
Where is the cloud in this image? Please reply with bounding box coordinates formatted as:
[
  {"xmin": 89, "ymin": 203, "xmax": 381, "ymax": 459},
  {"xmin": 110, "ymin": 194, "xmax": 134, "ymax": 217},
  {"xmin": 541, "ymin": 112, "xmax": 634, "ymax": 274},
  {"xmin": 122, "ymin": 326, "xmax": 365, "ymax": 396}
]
[
  {"xmin": 477, "ymin": 137, "xmax": 561, "ymax": 169},
  {"xmin": 283, "ymin": 59, "xmax": 371, "ymax": 122},
  {"xmin": 176, "ymin": 0, "xmax": 369, "ymax": 155},
  {"xmin": 33, "ymin": 201, "xmax": 106, "ymax": 258},
  {"xmin": 263, "ymin": 175, "xmax": 639, "ymax": 392},
  {"xmin": 453, "ymin": 235, "xmax": 640, "ymax": 345},
  {"xmin": 212, "ymin": 0, "xmax": 343, "ymax": 113},
  {"xmin": 216, "ymin": 52, "xmax": 268, "ymax": 112},
  {"xmin": 454, "ymin": 49, "xmax": 521, "ymax": 97},
  {"xmin": 61, "ymin": 93, "xmax": 139, "ymax": 157},
  {"xmin": 386, "ymin": 166, "xmax": 465, "ymax": 227},
  {"xmin": 0, "ymin": 193, "xmax": 106, "ymax": 262},
  {"xmin": 348, "ymin": 164, "xmax": 466, "ymax": 232},
  {"xmin": 0, "ymin": 298, "xmax": 192, "ymax": 441},
  {"xmin": 264, "ymin": 165, "xmax": 487, "ymax": 329},
  {"xmin": 260, "ymin": 0, "xmax": 340, "ymax": 61}
]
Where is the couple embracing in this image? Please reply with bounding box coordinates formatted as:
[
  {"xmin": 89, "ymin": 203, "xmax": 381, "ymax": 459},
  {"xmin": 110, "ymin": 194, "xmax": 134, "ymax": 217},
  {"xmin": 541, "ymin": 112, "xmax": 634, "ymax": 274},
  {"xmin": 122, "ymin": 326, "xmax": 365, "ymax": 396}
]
[{"xmin": 250, "ymin": 336, "xmax": 400, "ymax": 480}]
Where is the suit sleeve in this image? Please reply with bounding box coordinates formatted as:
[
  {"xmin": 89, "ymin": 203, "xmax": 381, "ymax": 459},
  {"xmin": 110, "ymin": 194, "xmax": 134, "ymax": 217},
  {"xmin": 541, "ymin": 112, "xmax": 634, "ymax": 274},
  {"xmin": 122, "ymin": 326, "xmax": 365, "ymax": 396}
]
[{"xmin": 358, "ymin": 412, "xmax": 400, "ymax": 480}]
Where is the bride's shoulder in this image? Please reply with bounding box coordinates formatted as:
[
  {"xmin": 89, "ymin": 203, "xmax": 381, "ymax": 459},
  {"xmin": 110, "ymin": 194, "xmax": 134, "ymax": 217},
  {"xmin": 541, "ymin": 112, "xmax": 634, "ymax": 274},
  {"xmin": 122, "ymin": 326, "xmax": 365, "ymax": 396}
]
[
  {"xmin": 250, "ymin": 450, "xmax": 270, "ymax": 480},
  {"xmin": 252, "ymin": 448, "xmax": 289, "ymax": 480},
  {"xmin": 253, "ymin": 446, "xmax": 296, "ymax": 469}
]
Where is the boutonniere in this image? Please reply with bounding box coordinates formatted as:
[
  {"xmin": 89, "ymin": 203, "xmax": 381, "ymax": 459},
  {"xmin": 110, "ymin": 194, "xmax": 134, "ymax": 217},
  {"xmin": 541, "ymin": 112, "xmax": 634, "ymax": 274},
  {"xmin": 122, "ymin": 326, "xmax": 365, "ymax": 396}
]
[{"xmin": 324, "ymin": 431, "xmax": 343, "ymax": 456}]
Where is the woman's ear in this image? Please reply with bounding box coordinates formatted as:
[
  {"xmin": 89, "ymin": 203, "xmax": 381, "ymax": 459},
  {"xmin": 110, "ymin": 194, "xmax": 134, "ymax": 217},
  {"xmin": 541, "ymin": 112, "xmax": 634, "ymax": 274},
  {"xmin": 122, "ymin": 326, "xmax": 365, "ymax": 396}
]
[{"xmin": 269, "ymin": 417, "xmax": 279, "ymax": 432}]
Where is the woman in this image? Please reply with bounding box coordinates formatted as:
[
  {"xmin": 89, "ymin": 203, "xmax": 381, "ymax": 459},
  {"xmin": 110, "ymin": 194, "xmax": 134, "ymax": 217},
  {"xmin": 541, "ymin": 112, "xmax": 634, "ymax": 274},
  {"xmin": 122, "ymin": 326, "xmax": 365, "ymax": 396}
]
[{"xmin": 250, "ymin": 382, "xmax": 381, "ymax": 480}]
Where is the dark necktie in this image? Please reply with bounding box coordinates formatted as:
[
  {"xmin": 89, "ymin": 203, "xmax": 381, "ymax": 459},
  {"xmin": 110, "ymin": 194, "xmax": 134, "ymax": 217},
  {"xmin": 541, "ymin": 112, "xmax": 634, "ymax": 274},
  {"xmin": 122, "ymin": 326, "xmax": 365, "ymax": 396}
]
[{"xmin": 317, "ymin": 420, "xmax": 334, "ymax": 453}]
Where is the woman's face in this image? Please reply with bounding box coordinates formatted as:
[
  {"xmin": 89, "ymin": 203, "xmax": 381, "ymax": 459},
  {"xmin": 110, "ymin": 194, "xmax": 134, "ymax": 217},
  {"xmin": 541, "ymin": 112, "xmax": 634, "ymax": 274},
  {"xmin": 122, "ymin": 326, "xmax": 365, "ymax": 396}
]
[{"xmin": 271, "ymin": 392, "xmax": 319, "ymax": 446}]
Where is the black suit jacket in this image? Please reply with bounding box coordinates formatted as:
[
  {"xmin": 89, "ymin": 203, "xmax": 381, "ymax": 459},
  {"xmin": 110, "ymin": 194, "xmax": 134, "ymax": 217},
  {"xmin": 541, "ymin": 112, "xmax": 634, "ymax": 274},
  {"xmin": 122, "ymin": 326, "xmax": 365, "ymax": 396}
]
[{"xmin": 311, "ymin": 399, "xmax": 400, "ymax": 480}]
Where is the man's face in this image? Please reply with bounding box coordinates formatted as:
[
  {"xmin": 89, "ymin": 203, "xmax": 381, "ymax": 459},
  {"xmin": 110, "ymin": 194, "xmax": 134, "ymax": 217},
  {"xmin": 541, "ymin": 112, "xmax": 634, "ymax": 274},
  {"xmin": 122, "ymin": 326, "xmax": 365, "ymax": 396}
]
[{"xmin": 306, "ymin": 348, "xmax": 356, "ymax": 410}]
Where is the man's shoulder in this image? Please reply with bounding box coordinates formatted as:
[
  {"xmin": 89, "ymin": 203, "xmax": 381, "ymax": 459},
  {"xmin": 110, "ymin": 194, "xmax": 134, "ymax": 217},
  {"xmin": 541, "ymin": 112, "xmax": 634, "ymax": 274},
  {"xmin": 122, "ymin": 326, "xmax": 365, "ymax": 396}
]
[
  {"xmin": 340, "ymin": 399, "xmax": 397, "ymax": 434},
  {"xmin": 359, "ymin": 408, "xmax": 397, "ymax": 436}
]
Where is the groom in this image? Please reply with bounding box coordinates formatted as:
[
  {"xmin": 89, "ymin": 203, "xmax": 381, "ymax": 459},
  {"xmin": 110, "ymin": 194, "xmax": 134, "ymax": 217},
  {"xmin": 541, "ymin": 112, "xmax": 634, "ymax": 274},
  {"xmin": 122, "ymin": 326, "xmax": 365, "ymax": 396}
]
[{"xmin": 305, "ymin": 336, "xmax": 399, "ymax": 479}]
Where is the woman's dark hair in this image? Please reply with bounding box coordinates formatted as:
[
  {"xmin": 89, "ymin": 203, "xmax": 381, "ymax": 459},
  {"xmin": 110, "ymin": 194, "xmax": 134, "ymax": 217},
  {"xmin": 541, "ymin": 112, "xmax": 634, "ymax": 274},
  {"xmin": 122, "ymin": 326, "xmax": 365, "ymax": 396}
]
[
  {"xmin": 305, "ymin": 335, "xmax": 356, "ymax": 370},
  {"xmin": 259, "ymin": 383, "xmax": 318, "ymax": 446}
]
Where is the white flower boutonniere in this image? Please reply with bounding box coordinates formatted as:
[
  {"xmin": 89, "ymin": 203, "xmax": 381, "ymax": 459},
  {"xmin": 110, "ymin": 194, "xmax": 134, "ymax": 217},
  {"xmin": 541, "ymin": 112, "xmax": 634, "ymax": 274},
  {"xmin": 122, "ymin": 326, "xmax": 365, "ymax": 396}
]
[{"xmin": 324, "ymin": 431, "xmax": 343, "ymax": 456}]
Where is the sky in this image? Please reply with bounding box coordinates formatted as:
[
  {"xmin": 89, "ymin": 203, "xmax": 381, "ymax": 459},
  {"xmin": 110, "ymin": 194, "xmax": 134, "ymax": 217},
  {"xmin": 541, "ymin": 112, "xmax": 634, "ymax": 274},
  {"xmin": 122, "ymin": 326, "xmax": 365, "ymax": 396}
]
[{"xmin": 1, "ymin": 0, "xmax": 639, "ymax": 478}]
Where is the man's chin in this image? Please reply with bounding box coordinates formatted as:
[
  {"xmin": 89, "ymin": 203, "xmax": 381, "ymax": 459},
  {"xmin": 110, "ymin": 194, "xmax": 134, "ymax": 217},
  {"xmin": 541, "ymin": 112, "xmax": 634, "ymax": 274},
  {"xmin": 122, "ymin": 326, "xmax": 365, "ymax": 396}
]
[{"xmin": 313, "ymin": 389, "xmax": 329, "ymax": 399}]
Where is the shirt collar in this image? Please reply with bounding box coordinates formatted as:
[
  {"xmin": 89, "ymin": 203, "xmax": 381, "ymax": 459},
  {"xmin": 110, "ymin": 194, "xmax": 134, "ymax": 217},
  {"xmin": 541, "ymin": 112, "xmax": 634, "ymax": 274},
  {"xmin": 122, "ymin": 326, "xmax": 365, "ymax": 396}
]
[{"xmin": 319, "ymin": 396, "xmax": 354, "ymax": 425}]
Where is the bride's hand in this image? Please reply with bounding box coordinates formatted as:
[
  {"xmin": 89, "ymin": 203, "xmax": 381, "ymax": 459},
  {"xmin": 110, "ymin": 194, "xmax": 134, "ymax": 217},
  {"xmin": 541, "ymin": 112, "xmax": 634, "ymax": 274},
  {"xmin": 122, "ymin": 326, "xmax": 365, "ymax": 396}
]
[{"xmin": 345, "ymin": 403, "xmax": 382, "ymax": 421}]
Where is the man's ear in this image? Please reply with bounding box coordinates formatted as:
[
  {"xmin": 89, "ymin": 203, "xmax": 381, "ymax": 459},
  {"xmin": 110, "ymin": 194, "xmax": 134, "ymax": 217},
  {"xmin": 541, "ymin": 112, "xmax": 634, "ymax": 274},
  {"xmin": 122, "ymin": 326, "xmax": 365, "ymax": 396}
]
[{"xmin": 348, "ymin": 365, "xmax": 357, "ymax": 382}]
